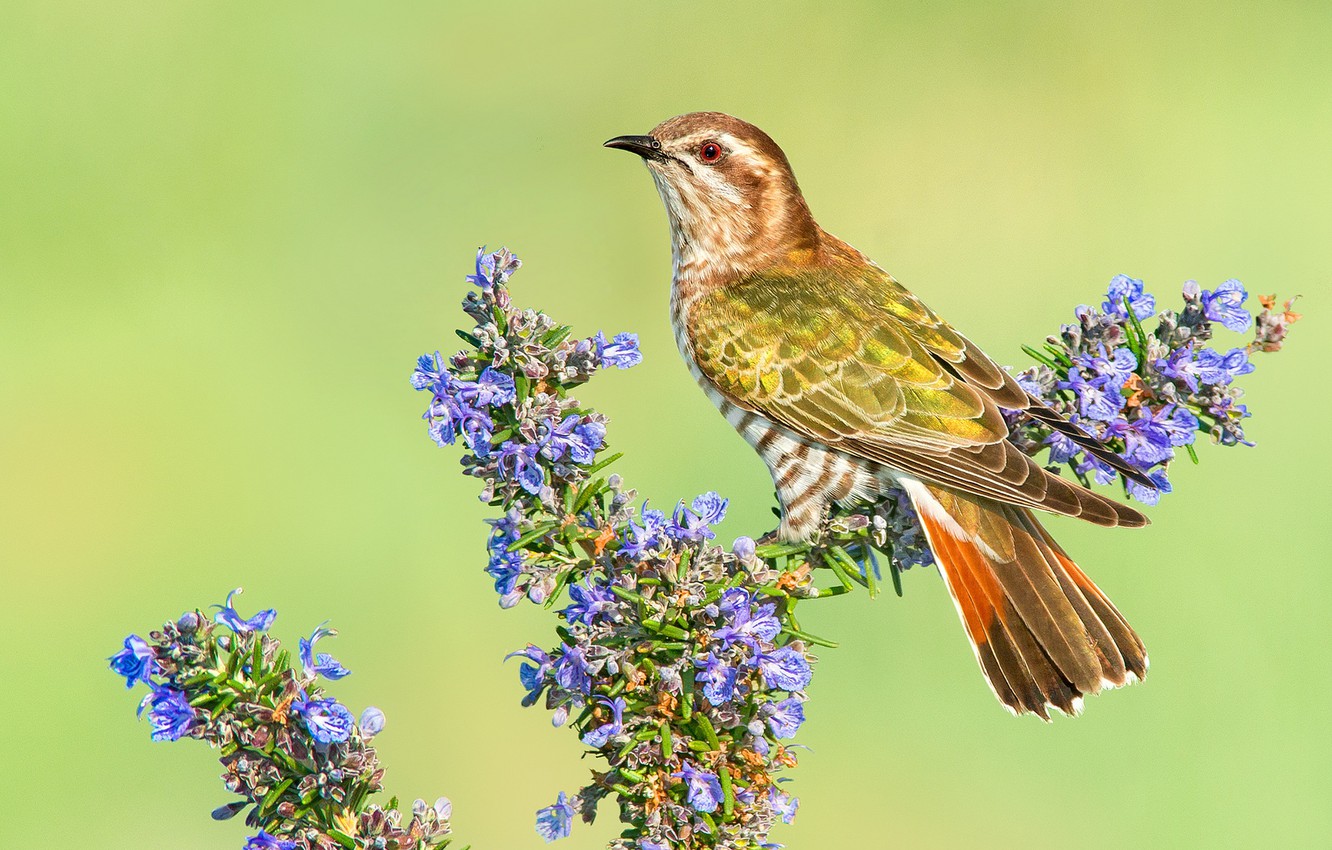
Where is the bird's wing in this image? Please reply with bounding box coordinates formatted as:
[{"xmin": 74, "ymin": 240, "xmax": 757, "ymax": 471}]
[{"xmin": 685, "ymin": 263, "xmax": 1146, "ymax": 527}]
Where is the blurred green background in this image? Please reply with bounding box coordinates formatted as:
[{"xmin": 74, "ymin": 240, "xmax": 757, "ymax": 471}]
[{"xmin": 2, "ymin": 2, "xmax": 1328, "ymax": 848}]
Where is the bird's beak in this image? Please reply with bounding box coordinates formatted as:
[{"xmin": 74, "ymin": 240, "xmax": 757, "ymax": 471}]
[{"xmin": 603, "ymin": 134, "xmax": 663, "ymax": 159}]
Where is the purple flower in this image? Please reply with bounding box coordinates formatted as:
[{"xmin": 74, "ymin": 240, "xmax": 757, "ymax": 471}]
[
  {"xmin": 487, "ymin": 548, "xmax": 525, "ymax": 600},
  {"xmin": 763, "ymin": 697, "xmax": 806, "ymax": 739},
  {"xmin": 758, "ymin": 646, "xmax": 813, "ymax": 692},
  {"xmin": 466, "ymin": 247, "xmax": 496, "ymax": 291},
  {"xmin": 109, "ymin": 634, "xmax": 156, "ymax": 689},
  {"xmin": 554, "ymin": 645, "xmax": 593, "ymax": 694},
  {"xmin": 137, "ymin": 686, "xmax": 195, "ymax": 742},
  {"xmin": 769, "ymin": 787, "xmax": 800, "ymax": 824},
  {"xmin": 1072, "ymin": 346, "xmax": 1136, "ymax": 386},
  {"xmin": 534, "ymin": 791, "xmax": 575, "ymax": 842},
  {"xmin": 1103, "ymin": 275, "xmax": 1156, "ymax": 321},
  {"xmin": 212, "ymin": 588, "xmax": 276, "ymax": 634},
  {"xmin": 299, "ymin": 623, "xmax": 351, "ymax": 680},
  {"xmin": 1043, "ymin": 430, "xmax": 1084, "ymax": 465},
  {"xmin": 593, "ymin": 331, "xmax": 643, "ymax": 369},
  {"xmin": 496, "ymin": 440, "xmax": 544, "ymax": 494},
  {"xmin": 1126, "ymin": 468, "xmax": 1172, "ymax": 506},
  {"xmin": 695, "ymin": 652, "xmax": 739, "ymax": 706},
  {"xmin": 506, "ymin": 645, "xmax": 553, "ymax": 706},
  {"xmin": 1160, "ymin": 405, "xmax": 1200, "ymax": 446},
  {"xmin": 713, "ymin": 588, "xmax": 781, "ymax": 653},
  {"xmin": 293, "ymin": 693, "xmax": 355, "ymax": 744},
  {"xmin": 359, "ymin": 706, "xmax": 386, "ymax": 738},
  {"xmin": 1195, "ymin": 347, "xmax": 1255, "ymax": 386},
  {"xmin": 670, "ymin": 491, "xmax": 730, "ymax": 542},
  {"xmin": 455, "ymin": 367, "xmax": 517, "ymax": 408},
  {"xmin": 619, "ymin": 505, "xmax": 670, "ymax": 560},
  {"xmin": 1106, "ymin": 409, "xmax": 1174, "ymax": 468},
  {"xmin": 1154, "ymin": 342, "xmax": 1202, "ymax": 393},
  {"xmin": 1058, "ymin": 372, "xmax": 1125, "ymax": 423},
  {"xmin": 541, "ymin": 415, "xmax": 606, "ymax": 465},
  {"xmin": 732, "ymin": 535, "xmax": 756, "ymax": 561},
  {"xmin": 243, "ymin": 830, "xmax": 297, "ymax": 850},
  {"xmin": 563, "ymin": 578, "xmax": 617, "ymax": 627},
  {"xmin": 411, "ymin": 352, "xmax": 448, "ymax": 392},
  {"xmin": 580, "ymin": 696, "xmax": 626, "ymax": 748},
  {"xmin": 1201, "ymin": 279, "xmax": 1252, "ymax": 332},
  {"xmin": 674, "ymin": 762, "xmax": 724, "ymax": 813}
]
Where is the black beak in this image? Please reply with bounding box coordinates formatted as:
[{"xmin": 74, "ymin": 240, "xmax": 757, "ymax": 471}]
[{"xmin": 603, "ymin": 134, "xmax": 663, "ymax": 159}]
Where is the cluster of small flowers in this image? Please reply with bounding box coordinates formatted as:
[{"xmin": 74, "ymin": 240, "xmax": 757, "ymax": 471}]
[
  {"xmin": 417, "ymin": 250, "xmax": 818, "ymax": 848},
  {"xmin": 415, "ymin": 249, "xmax": 1298, "ymax": 849},
  {"xmin": 1009, "ymin": 275, "xmax": 1299, "ymax": 505},
  {"xmin": 108, "ymin": 589, "xmax": 457, "ymax": 850}
]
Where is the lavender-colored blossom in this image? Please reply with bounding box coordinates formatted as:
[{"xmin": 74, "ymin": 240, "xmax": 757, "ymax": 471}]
[
  {"xmin": 1106, "ymin": 410, "xmax": 1174, "ymax": 468},
  {"xmin": 243, "ymin": 830, "xmax": 297, "ymax": 850},
  {"xmin": 299, "ymin": 623, "xmax": 351, "ymax": 680},
  {"xmin": 456, "ymin": 367, "xmax": 517, "ymax": 408},
  {"xmin": 293, "ymin": 693, "xmax": 355, "ymax": 744},
  {"xmin": 696, "ymin": 652, "xmax": 739, "ymax": 706},
  {"xmin": 1201, "ymin": 279, "xmax": 1252, "ymax": 332},
  {"xmin": 619, "ymin": 505, "xmax": 671, "ymax": 560},
  {"xmin": 769, "ymin": 787, "xmax": 800, "ymax": 824},
  {"xmin": 109, "ymin": 634, "xmax": 156, "ymax": 689},
  {"xmin": 137, "ymin": 686, "xmax": 195, "ymax": 742},
  {"xmin": 671, "ymin": 491, "xmax": 729, "ymax": 542},
  {"xmin": 534, "ymin": 791, "xmax": 574, "ymax": 842},
  {"xmin": 506, "ymin": 645, "xmax": 553, "ymax": 707},
  {"xmin": 580, "ymin": 696, "xmax": 626, "ymax": 748},
  {"xmin": 554, "ymin": 645, "xmax": 593, "ymax": 695},
  {"xmin": 732, "ymin": 535, "xmax": 756, "ymax": 561},
  {"xmin": 411, "ymin": 352, "xmax": 448, "ymax": 391},
  {"xmin": 1103, "ymin": 274, "xmax": 1156, "ymax": 321},
  {"xmin": 563, "ymin": 578, "xmax": 617, "ymax": 627},
  {"xmin": 359, "ymin": 706, "xmax": 386, "ymax": 738},
  {"xmin": 1154, "ymin": 342, "xmax": 1202, "ymax": 392},
  {"xmin": 541, "ymin": 414, "xmax": 606, "ymax": 464},
  {"xmin": 1058, "ymin": 372, "xmax": 1125, "ymax": 423},
  {"xmin": 1126, "ymin": 468, "xmax": 1172, "ymax": 506},
  {"xmin": 673, "ymin": 762, "xmax": 723, "ymax": 813},
  {"xmin": 713, "ymin": 588, "xmax": 781, "ymax": 653},
  {"xmin": 1073, "ymin": 346, "xmax": 1136, "ymax": 386},
  {"xmin": 593, "ymin": 331, "xmax": 643, "ymax": 369},
  {"xmin": 764, "ymin": 697, "xmax": 806, "ymax": 739},
  {"xmin": 758, "ymin": 646, "xmax": 813, "ymax": 692},
  {"xmin": 1195, "ymin": 347, "xmax": 1255, "ymax": 385},
  {"xmin": 212, "ymin": 588, "xmax": 276, "ymax": 634},
  {"xmin": 496, "ymin": 440, "xmax": 545, "ymax": 494}
]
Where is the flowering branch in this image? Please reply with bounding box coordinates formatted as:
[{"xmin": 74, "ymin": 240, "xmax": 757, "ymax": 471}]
[
  {"xmin": 108, "ymin": 590, "xmax": 459, "ymax": 850},
  {"xmin": 412, "ymin": 248, "xmax": 1297, "ymax": 849}
]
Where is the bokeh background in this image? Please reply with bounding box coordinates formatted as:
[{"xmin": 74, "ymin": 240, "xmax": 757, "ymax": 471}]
[{"xmin": 2, "ymin": 2, "xmax": 1328, "ymax": 848}]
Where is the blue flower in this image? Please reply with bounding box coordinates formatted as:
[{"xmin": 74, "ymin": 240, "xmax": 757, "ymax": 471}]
[
  {"xmin": 670, "ymin": 491, "xmax": 730, "ymax": 542},
  {"xmin": 619, "ymin": 504, "xmax": 670, "ymax": 560},
  {"xmin": 1103, "ymin": 275, "xmax": 1156, "ymax": 321},
  {"xmin": 1072, "ymin": 346, "xmax": 1136, "ymax": 386},
  {"xmin": 554, "ymin": 645, "xmax": 593, "ymax": 695},
  {"xmin": 1058, "ymin": 372, "xmax": 1125, "ymax": 423},
  {"xmin": 456, "ymin": 367, "xmax": 517, "ymax": 408},
  {"xmin": 487, "ymin": 548, "xmax": 525, "ymax": 599},
  {"xmin": 1201, "ymin": 279, "xmax": 1252, "ymax": 332},
  {"xmin": 764, "ymin": 697, "xmax": 806, "ymax": 739},
  {"xmin": 534, "ymin": 791, "xmax": 575, "ymax": 842},
  {"xmin": 713, "ymin": 588, "xmax": 781, "ymax": 653},
  {"xmin": 580, "ymin": 696, "xmax": 626, "ymax": 748},
  {"xmin": 1154, "ymin": 342, "xmax": 1202, "ymax": 393},
  {"xmin": 109, "ymin": 634, "xmax": 156, "ymax": 689},
  {"xmin": 769, "ymin": 787, "xmax": 800, "ymax": 824},
  {"xmin": 1159, "ymin": 405, "xmax": 1200, "ymax": 447},
  {"xmin": 1126, "ymin": 468, "xmax": 1172, "ymax": 506},
  {"xmin": 466, "ymin": 247, "xmax": 495, "ymax": 292},
  {"xmin": 1044, "ymin": 430, "xmax": 1084, "ymax": 465},
  {"xmin": 137, "ymin": 686, "xmax": 195, "ymax": 742},
  {"xmin": 299, "ymin": 623, "xmax": 351, "ymax": 680},
  {"xmin": 732, "ymin": 535, "xmax": 756, "ymax": 561},
  {"xmin": 672, "ymin": 762, "xmax": 723, "ymax": 813},
  {"xmin": 496, "ymin": 440, "xmax": 545, "ymax": 494},
  {"xmin": 243, "ymin": 830, "xmax": 297, "ymax": 850},
  {"xmin": 505, "ymin": 645, "xmax": 552, "ymax": 706},
  {"xmin": 593, "ymin": 331, "xmax": 643, "ymax": 369},
  {"xmin": 758, "ymin": 646, "xmax": 813, "ymax": 691},
  {"xmin": 563, "ymin": 578, "xmax": 617, "ymax": 627},
  {"xmin": 695, "ymin": 652, "xmax": 739, "ymax": 706},
  {"xmin": 541, "ymin": 415, "xmax": 606, "ymax": 465},
  {"xmin": 293, "ymin": 693, "xmax": 355, "ymax": 744},
  {"xmin": 359, "ymin": 706, "xmax": 386, "ymax": 738},
  {"xmin": 1195, "ymin": 347, "xmax": 1255, "ymax": 386},
  {"xmin": 212, "ymin": 588, "xmax": 276, "ymax": 634},
  {"xmin": 411, "ymin": 352, "xmax": 448, "ymax": 392},
  {"xmin": 1106, "ymin": 410, "xmax": 1174, "ymax": 468}
]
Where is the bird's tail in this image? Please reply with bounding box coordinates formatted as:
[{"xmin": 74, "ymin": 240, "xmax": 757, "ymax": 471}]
[{"xmin": 903, "ymin": 479, "xmax": 1148, "ymax": 719}]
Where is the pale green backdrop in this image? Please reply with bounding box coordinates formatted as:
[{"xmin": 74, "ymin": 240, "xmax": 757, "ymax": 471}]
[{"xmin": 2, "ymin": 3, "xmax": 1328, "ymax": 848}]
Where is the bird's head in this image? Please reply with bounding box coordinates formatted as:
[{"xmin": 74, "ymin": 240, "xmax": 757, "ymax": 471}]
[{"xmin": 605, "ymin": 112, "xmax": 818, "ymax": 281}]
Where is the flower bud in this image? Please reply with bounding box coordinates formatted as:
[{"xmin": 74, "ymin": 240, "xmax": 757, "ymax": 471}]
[
  {"xmin": 359, "ymin": 706, "xmax": 386, "ymax": 738},
  {"xmin": 177, "ymin": 612, "xmax": 201, "ymax": 633},
  {"xmin": 732, "ymin": 536, "xmax": 756, "ymax": 562}
]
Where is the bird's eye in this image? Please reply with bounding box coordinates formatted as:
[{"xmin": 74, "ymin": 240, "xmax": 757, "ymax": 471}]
[{"xmin": 699, "ymin": 141, "xmax": 723, "ymax": 163}]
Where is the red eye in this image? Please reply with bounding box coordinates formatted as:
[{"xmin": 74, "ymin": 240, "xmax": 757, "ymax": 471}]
[{"xmin": 699, "ymin": 141, "xmax": 723, "ymax": 163}]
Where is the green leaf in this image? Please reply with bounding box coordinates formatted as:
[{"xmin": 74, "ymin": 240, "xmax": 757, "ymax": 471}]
[
  {"xmin": 327, "ymin": 830, "xmax": 357, "ymax": 850},
  {"xmin": 780, "ymin": 626, "xmax": 839, "ymax": 649},
  {"xmin": 585, "ymin": 451, "xmax": 624, "ymax": 476},
  {"xmin": 1186, "ymin": 443, "xmax": 1200, "ymax": 464},
  {"xmin": 455, "ymin": 329, "xmax": 482, "ymax": 347},
  {"xmin": 718, "ymin": 764, "xmax": 735, "ymax": 819}
]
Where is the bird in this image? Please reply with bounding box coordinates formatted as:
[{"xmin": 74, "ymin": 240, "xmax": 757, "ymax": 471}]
[{"xmin": 604, "ymin": 111, "xmax": 1151, "ymax": 720}]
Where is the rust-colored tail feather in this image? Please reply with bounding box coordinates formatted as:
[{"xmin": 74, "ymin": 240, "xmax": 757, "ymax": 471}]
[{"xmin": 911, "ymin": 482, "xmax": 1147, "ymax": 719}]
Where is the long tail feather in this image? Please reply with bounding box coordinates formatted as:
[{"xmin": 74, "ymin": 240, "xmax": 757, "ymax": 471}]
[{"xmin": 904, "ymin": 478, "xmax": 1148, "ymax": 718}]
